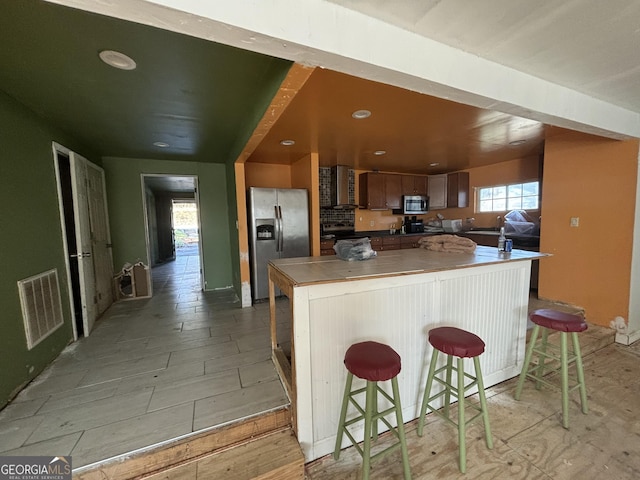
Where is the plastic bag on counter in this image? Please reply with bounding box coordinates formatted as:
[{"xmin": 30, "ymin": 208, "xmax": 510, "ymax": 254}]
[
  {"xmin": 504, "ymin": 209, "xmax": 539, "ymax": 236},
  {"xmin": 333, "ymin": 238, "xmax": 377, "ymax": 261}
]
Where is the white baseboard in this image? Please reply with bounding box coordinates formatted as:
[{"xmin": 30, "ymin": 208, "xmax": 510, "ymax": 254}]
[
  {"xmin": 241, "ymin": 282, "xmax": 252, "ymax": 308},
  {"xmin": 615, "ymin": 329, "xmax": 640, "ymax": 345}
]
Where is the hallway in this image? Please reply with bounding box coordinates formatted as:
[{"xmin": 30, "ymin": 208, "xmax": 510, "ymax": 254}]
[{"xmin": 0, "ymin": 249, "xmax": 289, "ymax": 469}]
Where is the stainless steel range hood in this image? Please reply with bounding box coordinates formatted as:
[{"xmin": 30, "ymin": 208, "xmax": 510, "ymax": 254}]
[{"xmin": 330, "ymin": 165, "xmax": 357, "ymax": 209}]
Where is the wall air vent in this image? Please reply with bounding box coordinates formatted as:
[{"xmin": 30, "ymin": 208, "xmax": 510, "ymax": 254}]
[{"xmin": 18, "ymin": 269, "xmax": 64, "ymax": 350}]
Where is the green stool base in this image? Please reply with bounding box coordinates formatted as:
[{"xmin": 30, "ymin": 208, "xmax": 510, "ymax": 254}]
[
  {"xmin": 334, "ymin": 373, "xmax": 411, "ymax": 480},
  {"xmin": 515, "ymin": 325, "xmax": 588, "ymax": 429},
  {"xmin": 417, "ymin": 350, "xmax": 493, "ymax": 473}
]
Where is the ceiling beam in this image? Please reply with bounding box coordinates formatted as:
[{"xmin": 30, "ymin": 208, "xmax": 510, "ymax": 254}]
[{"xmin": 48, "ymin": 0, "xmax": 640, "ymax": 140}]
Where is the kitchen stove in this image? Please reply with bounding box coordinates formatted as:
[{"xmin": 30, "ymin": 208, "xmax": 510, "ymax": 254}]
[{"xmin": 321, "ymin": 222, "xmax": 355, "ymax": 239}]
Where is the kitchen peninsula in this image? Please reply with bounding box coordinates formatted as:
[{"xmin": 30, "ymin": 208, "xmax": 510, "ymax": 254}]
[{"xmin": 268, "ymin": 246, "xmax": 547, "ymax": 462}]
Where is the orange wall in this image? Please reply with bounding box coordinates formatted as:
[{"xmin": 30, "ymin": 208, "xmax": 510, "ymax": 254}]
[
  {"xmin": 292, "ymin": 153, "xmax": 320, "ymax": 255},
  {"xmin": 354, "ymin": 156, "xmax": 541, "ymax": 232},
  {"xmin": 245, "ymin": 163, "xmax": 292, "ymax": 189},
  {"xmin": 539, "ymin": 133, "xmax": 639, "ymax": 326}
]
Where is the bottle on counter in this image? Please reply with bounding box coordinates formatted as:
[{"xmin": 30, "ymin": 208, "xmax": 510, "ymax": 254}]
[{"xmin": 498, "ymin": 227, "xmax": 506, "ymax": 251}]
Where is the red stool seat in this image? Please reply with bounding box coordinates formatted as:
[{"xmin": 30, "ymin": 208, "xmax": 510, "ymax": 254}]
[
  {"xmin": 344, "ymin": 341, "xmax": 401, "ymax": 381},
  {"xmin": 429, "ymin": 327, "xmax": 485, "ymax": 358},
  {"xmin": 530, "ymin": 309, "xmax": 588, "ymax": 333}
]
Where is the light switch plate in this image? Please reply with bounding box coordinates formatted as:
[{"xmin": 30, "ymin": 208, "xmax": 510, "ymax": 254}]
[{"xmin": 570, "ymin": 217, "xmax": 579, "ymax": 227}]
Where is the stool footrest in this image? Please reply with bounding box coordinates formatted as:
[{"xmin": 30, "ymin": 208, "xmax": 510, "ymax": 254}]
[
  {"xmin": 369, "ymin": 441, "xmax": 402, "ymax": 464},
  {"xmin": 520, "ymin": 371, "xmax": 585, "ymax": 394},
  {"xmin": 423, "ymin": 399, "xmax": 485, "ymax": 428}
]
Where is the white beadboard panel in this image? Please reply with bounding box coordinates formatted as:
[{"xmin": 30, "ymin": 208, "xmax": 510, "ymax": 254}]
[
  {"xmin": 291, "ymin": 260, "xmax": 532, "ymax": 462},
  {"xmin": 306, "ymin": 281, "xmax": 437, "ymax": 446}
]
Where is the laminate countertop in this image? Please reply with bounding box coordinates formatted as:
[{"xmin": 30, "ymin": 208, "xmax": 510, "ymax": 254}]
[{"xmin": 270, "ymin": 245, "xmax": 547, "ymax": 286}]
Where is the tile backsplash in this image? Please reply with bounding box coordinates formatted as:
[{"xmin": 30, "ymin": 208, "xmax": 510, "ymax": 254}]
[{"xmin": 319, "ymin": 167, "xmax": 355, "ymax": 225}]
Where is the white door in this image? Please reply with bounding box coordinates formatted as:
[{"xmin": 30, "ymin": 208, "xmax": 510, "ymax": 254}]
[
  {"xmin": 86, "ymin": 160, "xmax": 114, "ymax": 316},
  {"xmin": 69, "ymin": 153, "xmax": 98, "ymax": 334}
]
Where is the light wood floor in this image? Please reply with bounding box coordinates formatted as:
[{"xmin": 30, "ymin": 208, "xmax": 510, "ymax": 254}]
[{"xmin": 306, "ymin": 325, "xmax": 639, "ymax": 479}]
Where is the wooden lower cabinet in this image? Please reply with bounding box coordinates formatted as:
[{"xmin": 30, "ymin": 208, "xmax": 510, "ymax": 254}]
[
  {"xmin": 320, "ymin": 239, "xmax": 335, "ymax": 256},
  {"xmin": 370, "ymin": 236, "xmax": 401, "ymax": 251},
  {"xmin": 381, "ymin": 236, "xmax": 400, "ymax": 250},
  {"xmin": 401, "ymin": 236, "xmax": 421, "ymax": 249},
  {"xmin": 370, "ymin": 234, "xmax": 433, "ymax": 251}
]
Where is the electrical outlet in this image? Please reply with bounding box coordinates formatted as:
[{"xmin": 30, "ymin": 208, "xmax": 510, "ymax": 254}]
[
  {"xmin": 570, "ymin": 217, "xmax": 579, "ymax": 227},
  {"xmin": 370, "ymin": 220, "xmax": 375, "ymax": 227}
]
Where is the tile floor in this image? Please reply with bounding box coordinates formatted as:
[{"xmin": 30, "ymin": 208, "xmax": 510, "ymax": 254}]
[{"xmin": 0, "ymin": 249, "xmax": 290, "ymax": 468}]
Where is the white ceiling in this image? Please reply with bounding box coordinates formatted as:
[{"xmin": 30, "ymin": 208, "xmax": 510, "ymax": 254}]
[
  {"xmin": 330, "ymin": 0, "xmax": 640, "ymax": 113},
  {"xmin": 56, "ymin": 0, "xmax": 640, "ymax": 141}
]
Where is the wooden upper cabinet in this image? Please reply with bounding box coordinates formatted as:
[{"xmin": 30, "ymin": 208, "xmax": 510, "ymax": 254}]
[
  {"xmin": 360, "ymin": 172, "xmax": 459, "ymax": 210},
  {"xmin": 447, "ymin": 172, "xmax": 469, "ymax": 208},
  {"xmin": 359, "ymin": 172, "xmax": 402, "ymax": 210},
  {"xmin": 427, "ymin": 174, "xmax": 447, "ymax": 209},
  {"xmin": 428, "ymin": 172, "xmax": 469, "ymax": 209},
  {"xmin": 359, "ymin": 172, "xmax": 386, "ymax": 209},
  {"xmin": 401, "ymin": 175, "xmax": 428, "ymax": 196},
  {"xmin": 385, "ymin": 174, "xmax": 402, "ymax": 210},
  {"xmin": 414, "ymin": 176, "xmax": 428, "ymax": 196}
]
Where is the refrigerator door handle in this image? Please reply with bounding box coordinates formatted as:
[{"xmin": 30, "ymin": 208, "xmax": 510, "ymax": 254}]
[
  {"xmin": 273, "ymin": 205, "xmax": 282, "ymax": 252},
  {"xmin": 274, "ymin": 206, "xmax": 280, "ymax": 252},
  {"xmin": 277, "ymin": 205, "xmax": 284, "ymax": 252}
]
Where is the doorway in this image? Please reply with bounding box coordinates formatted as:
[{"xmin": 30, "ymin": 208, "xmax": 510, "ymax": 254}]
[
  {"xmin": 54, "ymin": 151, "xmax": 84, "ymax": 337},
  {"xmin": 53, "ymin": 143, "xmax": 114, "ymax": 339},
  {"xmin": 172, "ymin": 200, "xmax": 200, "ymax": 258},
  {"xmin": 141, "ymin": 175, "xmax": 204, "ymax": 290}
]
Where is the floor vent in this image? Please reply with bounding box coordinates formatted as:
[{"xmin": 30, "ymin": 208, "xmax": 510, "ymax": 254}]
[{"xmin": 18, "ymin": 269, "xmax": 64, "ymax": 350}]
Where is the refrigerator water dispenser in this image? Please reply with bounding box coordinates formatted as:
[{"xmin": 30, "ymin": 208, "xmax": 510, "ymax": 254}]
[{"xmin": 255, "ymin": 220, "xmax": 275, "ymax": 240}]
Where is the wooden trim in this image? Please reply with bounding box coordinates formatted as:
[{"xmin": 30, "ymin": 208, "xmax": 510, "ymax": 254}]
[
  {"xmin": 73, "ymin": 408, "xmax": 291, "ymax": 480},
  {"xmin": 273, "ymin": 348, "xmax": 293, "ymax": 397},
  {"xmin": 268, "ymin": 263, "xmax": 298, "ymax": 435},
  {"xmin": 234, "ymin": 63, "xmax": 315, "ymax": 165},
  {"xmin": 269, "ymin": 265, "xmax": 295, "ymax": 298}
]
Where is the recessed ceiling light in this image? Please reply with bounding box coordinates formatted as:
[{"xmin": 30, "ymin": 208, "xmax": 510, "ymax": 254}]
[
  {"xmin": 429, "ymin": 162, "xmax": 440, "ymax": 167},
  {"xmin": 99, "ymin": 50, "xmax": 137, "ymax": 70},
  {"xmin": 352, "ymin": 109, "xmax": 371, "ymax": 119},
  {"xmin": 509, "ymin": 139, "xmax": 526, "ymax": 146},
  {"xmin": 153, "ymin": 141, "xmax": 169, "ymax": 148},
  {"xmin": 373, "ymin": 150, "xmax": 386, "ymax": 156},
  {"xmin": 280, "ymin": 139, "xmax": 295, "ymax": 146}
]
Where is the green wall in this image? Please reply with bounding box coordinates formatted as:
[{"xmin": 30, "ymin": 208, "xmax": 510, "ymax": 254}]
[
  {"xmin": 102, "ymin": 158, "xmax": 234, "ymax": 290},
  {"xmin": 0, "ymin": 91, "xmax": 96, "ymax": 407}
]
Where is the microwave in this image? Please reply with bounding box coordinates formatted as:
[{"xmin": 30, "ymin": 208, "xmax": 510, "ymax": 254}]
[{"xmin": 402, "ymin": 195, "xmax": 429, "ymax": 215}]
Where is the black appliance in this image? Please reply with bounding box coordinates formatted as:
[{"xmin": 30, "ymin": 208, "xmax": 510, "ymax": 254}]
[
  {"xmin": 321, "ymin": 222, "xmax": 356, "ymax": 239},
  {"xmin": 404, "ymin": 216, "xmax": 424, "ymax": 233}
]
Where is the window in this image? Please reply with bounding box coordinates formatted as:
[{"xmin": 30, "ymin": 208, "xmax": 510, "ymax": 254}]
[{"xmin": 477, "ymin": 181, "xmax": 539, "ymax": 212}]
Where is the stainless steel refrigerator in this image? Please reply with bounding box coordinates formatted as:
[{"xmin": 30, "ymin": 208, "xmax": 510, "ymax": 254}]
[{"xmin": 248, "ymin": 187, "xmax": 310, "ymax": 300}]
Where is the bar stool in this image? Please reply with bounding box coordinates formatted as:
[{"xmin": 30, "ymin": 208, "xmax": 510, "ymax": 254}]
[
  {"xmin": 515, "ymin": 309, "xmax": 588, "ymax": 429},
  {"xmin": 334, "ymin": 341, "xmax": 411, "ymax": 480},
  {"xmin": 417, "ymin": 327, "xmax": 493, "ymax": 474}
]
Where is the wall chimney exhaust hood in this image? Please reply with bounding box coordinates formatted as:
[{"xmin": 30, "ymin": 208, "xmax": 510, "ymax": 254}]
[{"xmin": 330, "ymin": 165, "xmax": 357, "ymax": 209}]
